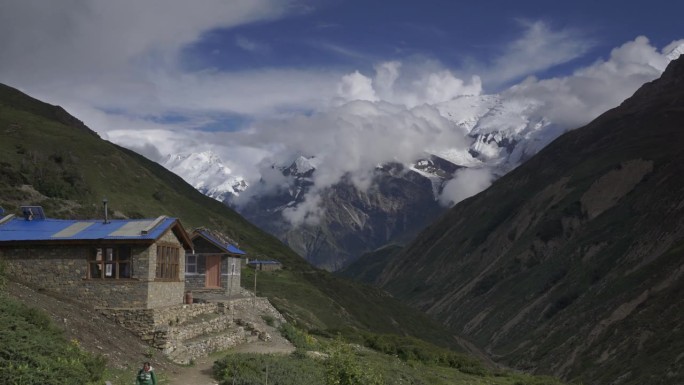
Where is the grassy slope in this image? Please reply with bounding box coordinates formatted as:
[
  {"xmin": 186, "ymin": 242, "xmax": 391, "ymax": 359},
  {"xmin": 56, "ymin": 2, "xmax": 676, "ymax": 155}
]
[
  {"xmin": 0, "ymin": 82, "xmax": 463, "ymax": 351},
  {"xmin": 336, "ymin": 244, "xmax": 403, "ymax": 284}
]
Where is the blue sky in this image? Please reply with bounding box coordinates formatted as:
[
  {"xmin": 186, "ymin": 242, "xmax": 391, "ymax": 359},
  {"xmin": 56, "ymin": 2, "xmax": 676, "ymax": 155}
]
[
  {"xmin": 0, "ymin": 0, "xmax": 682, "ymax": 217},
  {"xmin": 180, "ymin": 0, "xmax": 681, "ymax": 87}
]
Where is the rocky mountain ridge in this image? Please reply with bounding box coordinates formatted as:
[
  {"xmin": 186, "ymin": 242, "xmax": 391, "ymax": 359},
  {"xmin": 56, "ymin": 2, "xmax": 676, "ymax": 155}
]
[
  {"xmin": 375, "ymin": 55, "xmax": 684, "ymax": 385},
  {"xmin": 162, "ymin": 45, "xmax": 684, "ymax": 270}
]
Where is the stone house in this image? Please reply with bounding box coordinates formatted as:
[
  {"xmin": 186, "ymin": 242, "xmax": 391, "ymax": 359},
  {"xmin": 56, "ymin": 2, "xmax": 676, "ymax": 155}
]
[
  {"xmin": 185, "ymin": 228, "xmax": 245, "ymax": 296},
  {"xmin": 0, "ymin": 206, "xmax": 193, "ymax": 309}
]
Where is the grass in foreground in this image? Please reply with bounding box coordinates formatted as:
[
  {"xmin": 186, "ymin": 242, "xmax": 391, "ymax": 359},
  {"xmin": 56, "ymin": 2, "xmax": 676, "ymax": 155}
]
[
  {"xmin": 0, "ymin": 296, "xmax": 106, "ymax": 385},
  {"xmin": 213, "ymin": 324, "xmax": 567, "ymax": 385}
]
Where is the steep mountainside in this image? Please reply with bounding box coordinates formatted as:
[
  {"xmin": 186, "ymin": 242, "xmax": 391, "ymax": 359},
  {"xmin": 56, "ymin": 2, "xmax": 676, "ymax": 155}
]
[
  {"xmin": 0, "ymin": 82, "xmax": 464, "ymax": 351},
  {"xmin": 237, "ymin": 158, "xmax": 457, "ymax": 270},
  {"xmin": 164, "ymin": 45, "xmax": 684, "ymax": 272},
  {"xmin": 377, "ymin": 56, "xmax": 684, "ymax": 385}
]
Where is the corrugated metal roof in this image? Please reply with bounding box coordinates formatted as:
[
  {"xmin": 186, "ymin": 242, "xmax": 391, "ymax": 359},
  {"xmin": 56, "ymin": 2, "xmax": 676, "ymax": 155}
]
[
  {"xmin": 226, "ymin": 244, "xmax": 246, "ymax": 255},
  {"xmin": 196, "ymin": 229, "xmax": 246, "ymax": 255},
  {"xmin": 248, "ymin": 260, "xmax": 281, "ymax": 264},
  {"xmin": 0, "ymin": 216, "xmax": 178, "ymax": 242}
]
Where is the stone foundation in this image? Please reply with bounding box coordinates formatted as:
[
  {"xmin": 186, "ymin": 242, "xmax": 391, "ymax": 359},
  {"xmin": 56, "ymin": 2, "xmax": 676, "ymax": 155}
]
[{"xmin": 99, "ymin": 296, "xmax": 285, "ymax": 364}]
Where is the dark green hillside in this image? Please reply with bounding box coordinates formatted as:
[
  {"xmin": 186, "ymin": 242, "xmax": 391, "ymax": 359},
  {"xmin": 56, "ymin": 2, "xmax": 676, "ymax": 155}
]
[
  {"xmin": 0, "ymin": 82, "xmax": 462, "ymax": 350},
  {"xmin": 336, "ymin": 244, "xmax": 403, "ymax": 284},
  {"xmin": 377, "ymin": 56, "xmax": 684, "ymax": 384}
]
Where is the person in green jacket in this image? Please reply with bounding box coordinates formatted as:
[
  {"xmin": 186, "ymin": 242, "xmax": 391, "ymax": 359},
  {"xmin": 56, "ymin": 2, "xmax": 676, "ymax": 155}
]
[{"xmin": 136, "ymin": 362, "xmax": 157, "ymax": 385}]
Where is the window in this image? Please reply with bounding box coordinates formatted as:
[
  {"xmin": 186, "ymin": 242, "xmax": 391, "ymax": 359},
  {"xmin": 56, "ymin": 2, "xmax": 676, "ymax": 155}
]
[
  {"xmin": 156, "ymin": 244, "xmax": 180, "ymax": 280},
  {"xmin": 186, "ymin": 254, "xmax": 197, "ymax": 274},
  {"xmin": 88, "ymin": 246, "xmax": 131, "ymax": 279},
  {"xmin": 231, "ymin": 262, "xmax": 236, "ymax": 275}
]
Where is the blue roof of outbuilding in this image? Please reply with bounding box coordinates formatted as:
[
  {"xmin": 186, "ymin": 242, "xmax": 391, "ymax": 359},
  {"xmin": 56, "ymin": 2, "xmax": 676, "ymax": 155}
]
[
  {"xmin": 196, "ymin": 229, "xmax": 246, "ymax": 255},
  {"xmin": 0, "ymin": 216, "xmax": 180, "ymax": 242}
]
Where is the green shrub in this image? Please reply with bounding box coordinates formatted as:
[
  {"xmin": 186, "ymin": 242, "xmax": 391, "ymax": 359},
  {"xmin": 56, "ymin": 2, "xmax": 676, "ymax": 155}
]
[
  {"xmin": 261, "ymin": 314, "xmax": 275, "ymax": 327},
  {"xmin": 360, "ymin": 332, "xmax": 487, "ymax": 375},
  {"xmin": 214, "ymin": 353, "xmax": 324, "ymax": 385},
  {"xmin": 278, "ymin": 323, "xmax": 318, "ymax": 350},
  {"xmin": 0, "ymin": 298, "xmax": 105, "ymax": 385},
  {"xmin": 324, "ymin": 338, "xmax": 384, "ymax": 385}
]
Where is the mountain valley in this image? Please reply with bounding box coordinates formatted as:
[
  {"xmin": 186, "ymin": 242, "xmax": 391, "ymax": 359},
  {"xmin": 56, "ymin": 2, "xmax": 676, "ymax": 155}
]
[{"xmin": 373, "ymin": 55, "xmax": 684, "ymax": 385}]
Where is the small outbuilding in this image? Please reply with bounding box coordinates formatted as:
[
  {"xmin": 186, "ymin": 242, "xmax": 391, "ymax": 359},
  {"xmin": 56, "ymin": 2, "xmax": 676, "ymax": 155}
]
[
  {"xmin": 185, "ymin": 227, "xmax": 245, "ymax": 295},
  {"xmin": 246, "ymin": 259, "xmax": 282, "ymax": 271},
  {"xmin": 0, "ymin": 206, "xmax": 193, "ymax": 309}
]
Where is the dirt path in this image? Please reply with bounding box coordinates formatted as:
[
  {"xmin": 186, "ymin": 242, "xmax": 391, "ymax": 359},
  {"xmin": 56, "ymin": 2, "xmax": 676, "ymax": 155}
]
[
  {"xmin": 167, "ymin": 354, "xmax": 218, "ymax": 385},
  {"xmin": 167, "ymin": 331, "xmax": 295, "ymax": 385}
]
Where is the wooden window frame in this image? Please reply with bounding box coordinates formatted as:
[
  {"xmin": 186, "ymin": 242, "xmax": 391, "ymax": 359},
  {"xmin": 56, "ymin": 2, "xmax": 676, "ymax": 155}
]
[
  {"xmin": 186, "ymin": 254, "xmax": 198, "ymax": 275},
  {"xmin": 156, "ymin": 243, "xmax": 180, "ymax": 281},
  {"xmin": 87, "ymin": 246, "xmax": 132, "ymax": 280}
]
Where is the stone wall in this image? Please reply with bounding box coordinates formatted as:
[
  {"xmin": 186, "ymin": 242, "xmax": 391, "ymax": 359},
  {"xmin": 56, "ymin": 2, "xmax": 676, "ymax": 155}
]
[
  {"xmin": 101, "ymin": 296, "xmax": 286, "ymax": 364},
  {"xmin": 0, "ymin": 230, "xmax": 187, "ymax": 309},
  {"xmin": 224, "ymin": 256, "xmax": 241, "ymax": 293},
  {"xmin": 185, "ymin": 256, "xmax": 241, "ymax": 294},
  {"xmin": 147, "ymin": 281, "xmax": 185, "ymax": 309},
  {"xmin": 101, "ymin": 303, "xmax": 221, "ymax": 343},
  {"xmin": 0, "ymin": 245, "xmax": 149, "ymax": 308},
  {"xmin": 230, "ymin": 297, "xmax": 286, "ymax": 324},
  {"xmin": 184, "ymin": 274, "xmax": 205, "ymax": 290},
  {"xmin": 165, "ymin": 327, "xmax": 246, "ymax": 365}
]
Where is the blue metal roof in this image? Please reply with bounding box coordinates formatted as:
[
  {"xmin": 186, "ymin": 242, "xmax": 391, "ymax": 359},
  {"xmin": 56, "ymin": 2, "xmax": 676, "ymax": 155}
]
[
  {"xmin": 248, "ymin": 260, "xmax": 281, "ymax": 264},
  {"xmin": 197, "ymin": 229, "xmax": 246, "ymax": 255},
  {"xmin": 0, "ymin": 216, "xmax": 179, "ymax": 242}
]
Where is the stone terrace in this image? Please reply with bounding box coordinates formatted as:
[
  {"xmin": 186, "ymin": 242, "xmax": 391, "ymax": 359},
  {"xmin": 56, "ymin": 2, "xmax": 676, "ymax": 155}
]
[{"xmin": 101, "ymin": 291, "xmax": 287, "ymax": 364}]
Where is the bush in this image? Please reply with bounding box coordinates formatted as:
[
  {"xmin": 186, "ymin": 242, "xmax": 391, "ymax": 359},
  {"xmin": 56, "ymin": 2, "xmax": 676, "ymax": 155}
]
[
  {"xmin": 324, "ymin": 338, "xmax": 384, "ymax": 385},
  {"xmin": 0, "ymin": 298, "xmax": 105, "ymax": 385},
  {"xmin": 261, "ymin": 315, "xmax": 275, "ymax": 327},
  {"xmin": 278, "ymin": 323, "xmax": 318, "ymax": 350},
  {"xmin": 214, "ymin": 353, "xmax": 324, "ymax": 385},
  {"xmin": 360, "ymin": 333, "xmax": 487, "ymax": 375}
]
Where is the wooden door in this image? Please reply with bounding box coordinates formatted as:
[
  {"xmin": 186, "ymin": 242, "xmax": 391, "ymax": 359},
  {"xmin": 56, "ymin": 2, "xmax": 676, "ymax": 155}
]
[{"xmin": 205, "ymin": 255, "xmax": 221, "ymax": 288}]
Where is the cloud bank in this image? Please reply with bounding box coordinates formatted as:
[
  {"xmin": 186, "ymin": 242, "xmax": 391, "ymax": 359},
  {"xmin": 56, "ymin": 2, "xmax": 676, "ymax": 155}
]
[{"xmin": 0, "ymin": 1, "xmax": 681, "ymax": 225}]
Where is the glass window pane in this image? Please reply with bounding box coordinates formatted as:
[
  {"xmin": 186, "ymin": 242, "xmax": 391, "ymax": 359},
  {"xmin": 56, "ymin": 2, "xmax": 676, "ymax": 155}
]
[
  {"xmin": 90, "ymin": 262, "xmax": 102, "ymax": 278},
  {"xmin": 119, "ymin": 262, "xmax": 131, "ymax": 278},
  {"xmin": 119, "ymin": 246, "xmax": 131, "ymax": 261},
  {"xmin": 105, "ymin": 263, "xmax": 115, "ymax": 278}
]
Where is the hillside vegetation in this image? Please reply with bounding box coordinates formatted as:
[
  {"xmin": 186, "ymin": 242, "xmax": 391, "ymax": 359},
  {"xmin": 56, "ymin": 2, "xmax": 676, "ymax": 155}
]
[
  {"xmin": 0, "ymin": 82, "xmax": 455, "ymax": 344},
  {"xmin": 0, "ymin": 83, "xmax": 570, "ymax": 384},
  {"xmin": 0, "ymin": 262, "xmax": 105, "ymax": 385},
  {"xmin": 376, "ymin": 56, "xmax": 684, "ymax": 384}
]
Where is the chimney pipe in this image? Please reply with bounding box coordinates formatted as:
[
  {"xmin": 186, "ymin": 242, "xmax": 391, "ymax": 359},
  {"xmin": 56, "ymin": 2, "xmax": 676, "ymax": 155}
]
[{"xmin": 103, "ymin": 198, "xmax": 109, "ymax": 224}]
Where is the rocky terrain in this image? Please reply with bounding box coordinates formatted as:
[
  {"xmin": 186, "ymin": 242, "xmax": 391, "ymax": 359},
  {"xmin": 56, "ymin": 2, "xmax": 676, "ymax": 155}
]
[{"xmin": 376, "ymin": 56, "xmax": 684, "ymax": 385}]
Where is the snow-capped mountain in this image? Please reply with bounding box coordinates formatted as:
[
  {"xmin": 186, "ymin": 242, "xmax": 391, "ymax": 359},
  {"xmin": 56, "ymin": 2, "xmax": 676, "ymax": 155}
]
[
  {"xmin": 158, "ymin": 96, "xmax": 584, "ymax": 270},
  {"xmin": 162, "ymin": 151, "xmax": 247, "ymax": 201},
  {"xmin": 162, "ymin": 44, "xmax": 684, "ymax": 270}
]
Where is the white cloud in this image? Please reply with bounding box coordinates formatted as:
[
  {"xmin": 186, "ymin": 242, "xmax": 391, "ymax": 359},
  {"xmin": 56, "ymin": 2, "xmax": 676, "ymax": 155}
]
[
  {"xmin": 0, "ymin": 0, "xmax": 290, "ymax": 83},
  {"xmin": 0, "ymin": 1, "xmax": 681, "ymax": 227},
  {"xmin": 235, "ymin": 35, "xmax": 271, "ymax": 54},
  {"xmin": 502, "ymin": 36, "xmax": 670, "ymax": 130},
  {"xmin": 0, "ymin": 0, "xmax": 316, "ymax": 119},
  {"xmin": 368, "ymin": 61, "xmax": 483, "ymax": 108},
  {"xmin": 479, "ymin": 20, "xmax": 595, "ymax": 88},
  {"xmin": 439, "ymin": 168, "xmax": 494, "ymax": 207},
  {"xmin": 282, "ymin": 194, "xmax": 325, "ymax": 226},
  {"xmin": 86, "ymin": 37, "xmax": 684, "ymax": 226},
  {"xmin": 336, "ymin": 71, "xmax": 378, "ymax": 102}
]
